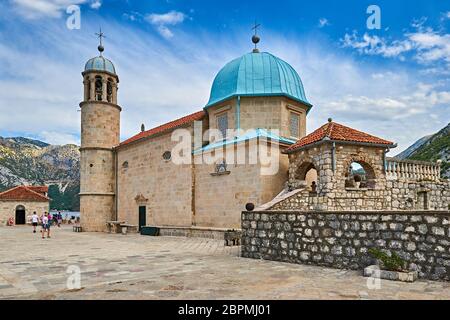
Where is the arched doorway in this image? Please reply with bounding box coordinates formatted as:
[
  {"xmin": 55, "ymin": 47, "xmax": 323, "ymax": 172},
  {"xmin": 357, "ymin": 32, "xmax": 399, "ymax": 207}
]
[{"xmin": 15, "ymin": 205, "xmax": 26, "ymax": 225}]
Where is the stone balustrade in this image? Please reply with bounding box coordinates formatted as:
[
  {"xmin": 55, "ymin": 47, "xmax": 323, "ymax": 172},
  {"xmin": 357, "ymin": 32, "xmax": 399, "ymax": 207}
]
[{"xmin": 386, "ymin": 157, "xmax": 441, "ymax": 181}]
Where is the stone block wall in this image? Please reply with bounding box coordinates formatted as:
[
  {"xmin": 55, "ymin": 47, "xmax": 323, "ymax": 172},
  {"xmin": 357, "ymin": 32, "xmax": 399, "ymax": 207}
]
[
  {"xmin": 241, "ymin": 210, "xmax": 450, "ymax": 281},
  {"xmin": 0, "ymin": 200, "xmax": 49, "ymax": 226},
  {"xmin": 207, "ymin": 96, "xmax": 308, "ymax": 142},
  {"xmin": 270, "ymin": 180, "xmax": 450, "ymax": 211},
  {"xmin": 117, "ymin": 129, "xmax": 194, "ymax": 228}
]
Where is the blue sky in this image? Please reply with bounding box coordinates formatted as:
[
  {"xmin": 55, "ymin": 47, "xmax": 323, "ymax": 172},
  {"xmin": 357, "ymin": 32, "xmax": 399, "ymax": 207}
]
[{"xmin": 0, "ymin": 0, "xmax": 449, "ymax": 153}]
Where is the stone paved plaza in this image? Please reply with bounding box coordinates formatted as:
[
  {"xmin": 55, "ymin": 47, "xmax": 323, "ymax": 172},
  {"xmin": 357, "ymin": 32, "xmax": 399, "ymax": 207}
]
[{"xmin": 0, "ymin": 225, "xmax": 449, "ymax": 300}]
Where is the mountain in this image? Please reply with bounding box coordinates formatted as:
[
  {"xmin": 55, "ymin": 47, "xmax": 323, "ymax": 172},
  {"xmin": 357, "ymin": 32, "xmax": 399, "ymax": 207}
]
[
  {"xmin": 0, "ymin": 137, "xmax": 80, "ymax": 210},
  {"xmin": 398, "ymin": 123, "xmax": 450, "ymax": 179},
  {"xmin": 395, "ymin": 134, "xmax": 433, "ymax": 160}
]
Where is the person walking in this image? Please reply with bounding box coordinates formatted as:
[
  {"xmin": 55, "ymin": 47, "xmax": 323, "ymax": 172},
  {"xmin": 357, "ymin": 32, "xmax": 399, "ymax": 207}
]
[
  {"xmin": 57, "ymin": 211, "xmax": 62, "ymax": 227},
  {"xmin": 41, "ymin": 212, "xmax": 51, "ymax": 239},
  {"xmin": 48, "ymin": 211, "xmax": 53, "ymax": 226},
  {"xmin": 31, "ymin": 211, "xmax": 39, "ymax": 233}
]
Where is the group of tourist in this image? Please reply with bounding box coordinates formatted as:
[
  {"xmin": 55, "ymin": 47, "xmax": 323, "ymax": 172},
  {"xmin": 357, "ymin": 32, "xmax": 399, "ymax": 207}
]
[{"xmin": 30, "ymin": 211, "xmax": 63, "ymax": 239}]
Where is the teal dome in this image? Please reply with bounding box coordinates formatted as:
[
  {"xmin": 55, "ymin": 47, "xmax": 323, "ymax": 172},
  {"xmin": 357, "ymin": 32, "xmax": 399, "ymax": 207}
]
[
  {"xmin": 84, "ymin": 56, "xmax": 116, "ymax": 75},
  {"xmin": 206, "ymin": 52, "xmax": 310, "ymax": 108}
]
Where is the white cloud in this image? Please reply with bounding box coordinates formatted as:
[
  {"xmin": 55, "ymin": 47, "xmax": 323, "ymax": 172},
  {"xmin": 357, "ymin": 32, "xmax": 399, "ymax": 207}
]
[
  {"xmin": 341, "ymin": 25, "xmax": 450, "ymax": 65},
  {"xmin": 318, "ymin": 18, "xmax": 330, "ymax": 28},
  {"xmin": 145, "ymin": 11, "xmax": 187, "ymax": 39},
  {"xmin": 341, "ymin": 32, "xmax": 413, "ymax": 58},
  {"xmin": 0, "ymin": 8, "xmax": 447, "ymax": 153},
  {"xmin": 37, "ymin": 131, "xmax": 80, "ymax": 145},
  {"xmin": 90, "ymin": 0, "xmax": 101, "ymax": 10},
  {"xmin": 10, "ymin": 0, "xmax": 87, "ymax": 19}
]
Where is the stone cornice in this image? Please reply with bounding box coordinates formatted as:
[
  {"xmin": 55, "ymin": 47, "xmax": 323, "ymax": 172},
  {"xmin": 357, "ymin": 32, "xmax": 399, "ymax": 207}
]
[
  {"xmin": 79, "ymin": 146, "xmax": 114, "ymax": 152},
  {"xmin": 81, "ymin": 70, "xmax": 119, "ymax": 82},
  {"xmin": 79, "ymin": 192, "xmax": 115, "ymax": 197},
  {"xmin": 79, "ymin": 101, "xmax": 122, "ymax": 112}
]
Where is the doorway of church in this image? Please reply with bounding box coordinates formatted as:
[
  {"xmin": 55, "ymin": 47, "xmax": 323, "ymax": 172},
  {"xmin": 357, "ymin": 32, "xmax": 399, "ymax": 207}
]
[
  {"xmin": 138, "ymin": 206, "xmax": 146, "ymax": 231},
  {"xmin": 15, "ymin": 205, "xmax": 26, "ymax": 225}
]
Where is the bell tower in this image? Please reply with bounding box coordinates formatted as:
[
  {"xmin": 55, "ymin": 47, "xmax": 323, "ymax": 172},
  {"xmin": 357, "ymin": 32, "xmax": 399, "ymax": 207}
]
[{"xmin": 79, "ymin": 30, "xmax": 120, "ymax": 232}]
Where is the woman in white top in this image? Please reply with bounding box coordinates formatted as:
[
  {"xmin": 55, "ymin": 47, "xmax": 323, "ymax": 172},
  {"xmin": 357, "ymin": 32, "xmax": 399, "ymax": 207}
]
[{"xmin": 31, "ymin": 211, "xmax": 39, "ymax": 233}]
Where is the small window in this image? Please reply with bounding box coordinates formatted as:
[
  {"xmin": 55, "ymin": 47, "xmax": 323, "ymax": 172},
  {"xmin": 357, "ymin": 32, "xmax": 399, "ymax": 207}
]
[
  {"xmin": 162, "ymin": 151, "xmax": 171, "ymax": 161},
  {"xmin": 290, "ymin": 112, "xmax": 300, "ymax": 138},
  {"xmin": 122, "ymin": 161, "xmax": 129, "ymax": 168},
  {"xmin": 217, "ymin": 113, "xmax": 228, "ymax": 140}
]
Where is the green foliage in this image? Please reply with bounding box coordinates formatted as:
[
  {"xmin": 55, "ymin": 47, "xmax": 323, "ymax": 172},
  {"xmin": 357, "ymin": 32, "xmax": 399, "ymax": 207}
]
[
  {"xmin": 48, "ymin": 184, "xmax": 80, "ymax": 211},
  {"xmin": 368, "ymin": 248, "xmax": 406, "ymax": 272},
  {"xmin": 408, "ymin": 123, "xmax": 449, "ymax": 177}
]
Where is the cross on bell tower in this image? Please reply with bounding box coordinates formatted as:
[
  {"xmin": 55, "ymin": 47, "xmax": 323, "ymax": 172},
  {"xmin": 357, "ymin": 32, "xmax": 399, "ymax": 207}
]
[
  {"xmin": 95, "ymin": 27, "xmax": 106, "ymax": 55},
  {"xmin": 251, "ymin": 21, "xmax": 261, "ymax": 53}
]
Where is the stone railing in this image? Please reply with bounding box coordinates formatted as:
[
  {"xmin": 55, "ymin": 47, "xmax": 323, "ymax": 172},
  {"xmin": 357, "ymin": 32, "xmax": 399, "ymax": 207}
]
[{"xmin": 386, "ymin": 157, "xmax": 441, "ymax": 181}]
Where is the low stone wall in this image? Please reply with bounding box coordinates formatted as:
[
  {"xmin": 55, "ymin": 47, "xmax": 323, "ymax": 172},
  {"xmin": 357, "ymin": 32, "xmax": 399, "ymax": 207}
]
[
  {"xmin": 241, "ymin": 210, "xmax": 450, "ymax": 281},
  {"xmin": 271, "ymin": 180, "xmax": 450, "ymax": 211},
  {"xmin": 158, "ymin": 226, "xmax": 241, "ymax": 241}
]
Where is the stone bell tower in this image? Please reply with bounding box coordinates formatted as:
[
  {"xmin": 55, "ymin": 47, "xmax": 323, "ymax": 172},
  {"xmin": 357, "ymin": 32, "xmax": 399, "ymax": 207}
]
[{"xmin": 79, "ymin": 31, "xmax": 120, "ymax": 232}]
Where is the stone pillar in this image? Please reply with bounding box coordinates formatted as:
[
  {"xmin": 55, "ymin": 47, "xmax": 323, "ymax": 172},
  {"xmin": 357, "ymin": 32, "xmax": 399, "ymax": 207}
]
[
  {"xmin": 89, "ymin": 77, "xmax": 95, "ymax": 102},
  {"xmin": 102, "ymin": 77, "xmax": 107, "ymax": 102},
  {"xmin": 83, "ymin": 79, "xmax": 89, "ymax": 101},
  {"xmin": 112, "ymin": 83, "xmax": 117, "ymax": 104}
]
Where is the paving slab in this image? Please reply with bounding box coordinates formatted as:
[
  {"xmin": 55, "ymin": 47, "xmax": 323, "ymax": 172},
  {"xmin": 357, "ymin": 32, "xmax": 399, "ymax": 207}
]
[{"xmin": 0, "ymin": 225, "xmax": 449, "ymax": 300}]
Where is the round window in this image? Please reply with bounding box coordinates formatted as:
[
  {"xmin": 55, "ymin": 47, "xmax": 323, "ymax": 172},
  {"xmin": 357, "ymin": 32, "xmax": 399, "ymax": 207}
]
[{"xmin": 162, "ymin": 151, "xmax": 171, "ymax": 161}]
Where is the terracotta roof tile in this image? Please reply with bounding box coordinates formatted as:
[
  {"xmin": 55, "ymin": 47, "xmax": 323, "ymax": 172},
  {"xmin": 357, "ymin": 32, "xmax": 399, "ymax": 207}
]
[
  {"xmin": 286, "ymin": 121, "xmax": 395, "ymax": 152},
  {"xmin": 27, "ymin": 186, "xmax": 49, "ymax": 194},
  {"xmin": 119, "ymin": 110, "xmax": 206, "ymax": 147},
  {"xmin": 0, "ymin": 186, "xmax": 50, "ymax": 202}
]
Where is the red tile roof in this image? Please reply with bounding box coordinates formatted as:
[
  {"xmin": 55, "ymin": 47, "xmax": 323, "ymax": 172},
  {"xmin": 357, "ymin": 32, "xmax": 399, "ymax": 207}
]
[
  {"xmin": 27, "ymin": 186, "xmax": 49, "ymax": 194},
  {"xmin": 286, "ymin": 121, "xmax": 395, "ymax": 153},
  {"xmin": 0, "ymin": 186, "xmax": 50, "ymax": 202},
  {"xmin": 119, "ymin": 110, "xmax": 206, "ymax": 147}
]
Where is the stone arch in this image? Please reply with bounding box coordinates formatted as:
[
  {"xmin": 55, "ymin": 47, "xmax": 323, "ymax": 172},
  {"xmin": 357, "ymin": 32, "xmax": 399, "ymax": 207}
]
[
  {"xmin": 343, "ymin": 156, "xmax": 377, "ymax": 189},
  {"xmin": 295, "ymin": 161, "xmax": 316, "ymax": 180},
  {"xmin": 95, "ymin": 75, "xmax": 103, "ymax": 101},
  {"xmin": 290, "ymin": 156, "xmax": 320, "ymax": 190}
]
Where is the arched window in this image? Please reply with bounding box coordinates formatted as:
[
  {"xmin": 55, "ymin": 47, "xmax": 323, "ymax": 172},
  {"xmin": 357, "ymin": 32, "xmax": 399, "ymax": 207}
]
[
  {"xmin": 95, "ymin": 76, "xmax": 103, "ymax": 101},
  {"xmin": 345, "ymin": 161, "xmax": 376, "ymax": 189},
  {"xmin": 294, "ymin": 161, "xmax": 318, "ymax": 191},
  {"xmin": 107, "ymin": 78, "xmax": 113, "ymax": 102}
]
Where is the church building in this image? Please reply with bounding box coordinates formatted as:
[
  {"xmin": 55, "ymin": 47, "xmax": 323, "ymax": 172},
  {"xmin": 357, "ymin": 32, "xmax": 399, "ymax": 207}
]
[{"xmin": 79, "ymin": 34, "xmax": 314, "ymax": 234}]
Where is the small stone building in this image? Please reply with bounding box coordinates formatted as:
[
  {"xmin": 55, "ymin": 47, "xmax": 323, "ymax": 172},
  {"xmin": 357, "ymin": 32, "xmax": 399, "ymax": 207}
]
[
  {"xmin": 263, "ymin": 119, "xmax": 449, "ymax": 211},
  {"xmin": 0, "ymin": 186, "xmax": 50, "ymax": 225}
]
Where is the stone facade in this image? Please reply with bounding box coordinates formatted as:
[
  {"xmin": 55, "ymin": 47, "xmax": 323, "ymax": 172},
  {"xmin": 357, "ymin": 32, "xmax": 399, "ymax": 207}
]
[
  {"xmin": 194, "ymin": 143, "xmax": 289, "ymax": 229},
  {"xmin": 241, "ymin": 210, "xmax": 450, "ymax": 281},
  {"xmin": 116, "ymin": 131, "xmax": 290, "ymax": 230},
  {"xmin": 116, "ymin": 128, "xmax": 194, "ymax": 227},
  {"xmin": 207, "ymin": 96, "xmax": 308, "ymax": 141},
  {"xmin": 79, "ymin": 70, "xmax": 120, "ymax": 232},
  {"xmin": 0, "ymin": 200, "xmax": 49, "ymax": 226},
  {"xmin": 267, "ymin": 141, "xmax": 449, "ymax": 211}
]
